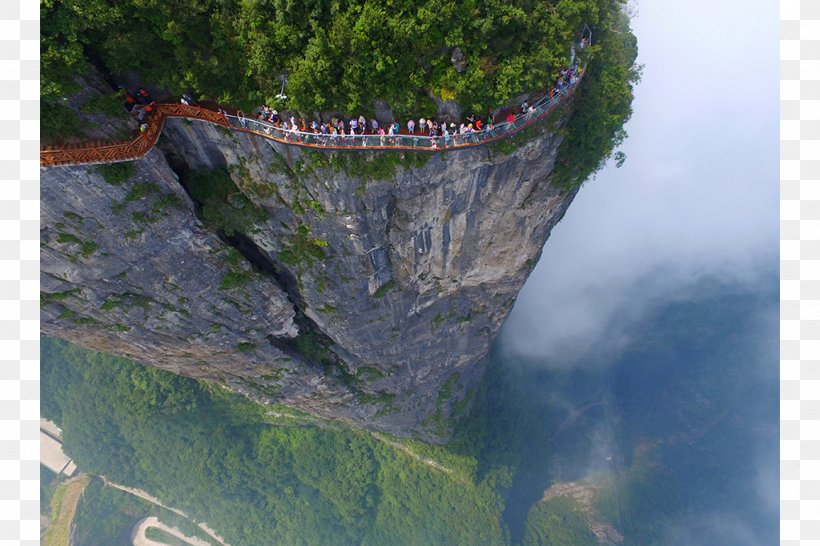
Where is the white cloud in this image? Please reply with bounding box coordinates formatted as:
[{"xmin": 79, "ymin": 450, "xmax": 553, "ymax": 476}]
[{"xmin": 501, "ymin": 0, "xmax": 778, "ymax": 364}]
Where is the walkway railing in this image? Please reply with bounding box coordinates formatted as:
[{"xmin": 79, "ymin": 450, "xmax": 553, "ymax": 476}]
[
  {"xmin": 40, "ymin": 70, "xmax": 583, "ymax": 168},
  {"xmin": 40, "ymin": 103, "xmax": 232, "ymax": 168}
]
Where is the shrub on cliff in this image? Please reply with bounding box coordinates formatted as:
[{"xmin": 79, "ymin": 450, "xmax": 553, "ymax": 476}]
[
  {"xmin": 552, "ymin": 1, "xmax": 641, "ymax": 189},
  {"xmin": 186, "ymin": 168, "xmax": 267, "ymax": 236}
]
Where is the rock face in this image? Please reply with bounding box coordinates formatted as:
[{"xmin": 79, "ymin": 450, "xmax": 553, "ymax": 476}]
[{"xmin": 41, "ymin": 112, "xmax": 578, "ymax": 442}]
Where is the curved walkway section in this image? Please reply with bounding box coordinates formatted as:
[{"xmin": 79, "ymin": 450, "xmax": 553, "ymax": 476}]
[
  {"xmin": 41, "ymin": 105, "xmax": 229, "ymax": 168},
  {"xmin": 40, "ymin": 70, "xmax": 583, "ymax": 168},
  {"xmin": 130, "ymin": 517, "xmax": 212, "ymax": 546}
]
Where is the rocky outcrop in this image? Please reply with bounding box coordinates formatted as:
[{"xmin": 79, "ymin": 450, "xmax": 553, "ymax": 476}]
[{"xmin": 41, "ymin": 109, "xmax": 578, "ymax": 442}]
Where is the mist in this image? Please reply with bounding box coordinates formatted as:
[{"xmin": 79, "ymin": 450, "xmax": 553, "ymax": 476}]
[
  {"xmin": 487, "ymin": 1, "xmax": 779, "ymax": 543},
  {"xmin": 501, "ymin": 0, "xmax": 778, "ymax": 365}
]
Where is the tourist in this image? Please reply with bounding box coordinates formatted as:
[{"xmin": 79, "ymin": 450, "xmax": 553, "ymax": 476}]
[
  {"xmin": 132, "ymin": 104, "xmax": 147, "ymax": 121},
  {"xmin": 408, "ymin": 119, "xmax": 415, "ymax": 133},
  {"xmin": 124, "ymin": 93, "xmax": 136, "ymax": 112},
  {"xmin": 137, "ymin": 87, "xmax": 152, "ymax": 104},
  {"xmin": 526, "ymin": 105, "xmax": 536, "ymax": 119}
]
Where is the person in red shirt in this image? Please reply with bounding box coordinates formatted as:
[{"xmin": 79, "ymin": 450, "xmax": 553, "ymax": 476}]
[
  {"xmin": 137, "ymin": 87, "xmax": 153, "ymax": 104},
  {"xmin": 506, "ymin": 113, "xmax": 516, "ymax": 124}
]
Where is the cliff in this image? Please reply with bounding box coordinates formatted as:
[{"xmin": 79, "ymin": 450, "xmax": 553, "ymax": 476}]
[{"xmin": 41, "ymin": 111, "xmax": 578, "ymax": 441}]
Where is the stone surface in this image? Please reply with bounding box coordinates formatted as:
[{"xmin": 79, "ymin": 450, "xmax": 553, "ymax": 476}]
[{"xmin": 41, "ymin": 110, "xmax": 579, "ymax": 442}]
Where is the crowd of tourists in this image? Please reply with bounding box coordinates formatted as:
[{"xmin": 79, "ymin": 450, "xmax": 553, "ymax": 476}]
[
  {"xmin": 116, "ymin": 58, "xmax": 583, "ymax": 148},
  {"xmin": 122, "ymin": 86, "xmax": 158, "ymax": 132},
  {"xmin": 245, "ymin": 64, "xmax": 584, "ymax": 147}
]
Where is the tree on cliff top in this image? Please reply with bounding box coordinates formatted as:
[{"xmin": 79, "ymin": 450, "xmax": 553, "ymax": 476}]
[{"xmin": 42, "ymin": 0, "xmax": 614, "ymax": 117}]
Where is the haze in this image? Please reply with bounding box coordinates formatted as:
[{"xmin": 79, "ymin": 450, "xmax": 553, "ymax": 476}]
[{"xmin": 502, "ymin": 0, "xmax": 778, "ymax": 364}]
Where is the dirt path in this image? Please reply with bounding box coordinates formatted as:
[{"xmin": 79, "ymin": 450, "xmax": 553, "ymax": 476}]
[
  {"xmin": 369, "ymin": 432, "xmax": 473, "ymax": 486},
  {"xmin": 42, "ymin": 474, "xmax": 91, "ymax": 546},
  {"xmin": 130, "ymin": 517, "xmax": 212, "ymax": 546},
  {"xmin": 100, "ymin": 477, "xmax": 230, "ymax": 546}
]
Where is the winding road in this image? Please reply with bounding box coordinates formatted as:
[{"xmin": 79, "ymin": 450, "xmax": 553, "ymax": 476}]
[{"xmin": 130, "ymin": 517, "xmax": 211, "ymax": 546}]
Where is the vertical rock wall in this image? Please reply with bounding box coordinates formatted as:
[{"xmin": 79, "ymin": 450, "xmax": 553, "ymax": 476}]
[{"xmin": 41, "ymin": 111, "xmax": 578, "ymax": 441}]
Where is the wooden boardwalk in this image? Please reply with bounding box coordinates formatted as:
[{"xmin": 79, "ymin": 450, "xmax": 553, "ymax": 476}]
[{"xmin": 40, "ymin": 71, "xmax": 583, "ymax": 168}]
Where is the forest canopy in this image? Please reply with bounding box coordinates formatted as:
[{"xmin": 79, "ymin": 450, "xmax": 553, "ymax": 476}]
[{"xmin": 42, "ymin": 0, "xmax": 620, "ymax": 117}]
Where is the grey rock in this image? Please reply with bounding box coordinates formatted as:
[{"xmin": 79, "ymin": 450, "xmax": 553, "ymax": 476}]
[
  {"xmin": 41, "ymin": 111, "xmax": 578, "ymax": 442},
  {"xmin": 450, "ymin": 47, "xmax": 467, "ymax": 73}
]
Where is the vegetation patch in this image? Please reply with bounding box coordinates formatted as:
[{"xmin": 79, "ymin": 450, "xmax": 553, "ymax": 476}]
[
  {"xmin": 62, "ymin": 211, "xmax": 83, "ymax": 223},
  {"xmin": 278, "ymin": 224, "xmax": 329, "ymax": 267},
  {"xmin": 187, "ymin": 168, "xmax": 268, "ymax": 236},
  {"xmin": 237, "ymin": 342, "xmax": 256, "ymax": 352},
  {"xmin": 41, "ymin": 101, "xmax": 82, "ymax": 141},
  {"xmin": 431, "ymin": 308, "xmax": 457, "ymax": 330},
  {"xmin": 56, "ymin": 232, "xmax": 81, "ymax": 244},
  {"xmin": 487, "ymin": 119, "xmax": 549, "ymax": 157},
  {"xmin": 290, "ymin": 330, "xmax": 334, "ymax": 367},
  {"xmin": 80, "ymin": 89, "xmax": 127, "ymax": 116},
  {"xmin": 424, "ymin": 373, "xmax": 461, "ymax": 437},
  {"xmin": 55, "ymin": 232, "xmax": 99, "ymax": 257},
  {"xmin": 124, "ymin": 182, "xmax": 161, "ymax": 203},
  {"xmin": 151, "ymin": 192, "xmax": 184, "ymax": 215},
  {"xmin": 521, "ymin": 495, "xmax": 600, "ymax": 546},
  {"xmin": 41, "ymin": 288, "xmax": 80, "ymax": 308},
  {"xmin": 372, "ymin": 279, "xmax": 395, "ymax": 299},
  {"xmin": 220, "ymin": 269, "xmax": 254, "ymax": 291},
  {"xmin": 357, "ymin": 367, "xmax": 385, "ymax": 382},
  {"xmin": 358, "ymin": 391, "xmax": 397, "ymax": 416},
  {"xmin": 100, "ymin": 292, "xmax": 154, "ymax": 316}
]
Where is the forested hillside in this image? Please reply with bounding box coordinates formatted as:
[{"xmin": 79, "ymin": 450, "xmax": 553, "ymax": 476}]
[{"xmin": 42, "ymin": 338, "xmax": 508, "ymax": 545}]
